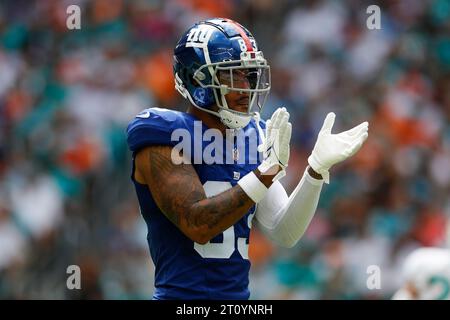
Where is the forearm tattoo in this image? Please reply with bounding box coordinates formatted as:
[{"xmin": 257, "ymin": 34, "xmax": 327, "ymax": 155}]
[{"xmin": 142, "ymin": 145, "xmax": 256, "ymax": 239}]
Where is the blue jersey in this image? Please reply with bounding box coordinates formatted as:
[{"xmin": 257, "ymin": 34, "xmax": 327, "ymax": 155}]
[{"xmin": 126, "ymin": 107, "xmax": 264, "ymax": 300}]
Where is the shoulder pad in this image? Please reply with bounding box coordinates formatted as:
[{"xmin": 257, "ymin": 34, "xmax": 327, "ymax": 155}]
[{"xmin": 126, "ymin": 108, "xmax": 192, "ymax": 152}]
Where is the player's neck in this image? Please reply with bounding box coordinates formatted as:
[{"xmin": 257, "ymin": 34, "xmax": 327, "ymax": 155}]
[{"xmin": 187, "ymin": 105, "xmax": 227, "ymax": 133}]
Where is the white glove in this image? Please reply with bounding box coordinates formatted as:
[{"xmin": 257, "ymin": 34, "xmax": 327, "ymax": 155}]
[
  {"xmin": 308, "ymin": 112, "xmax": 369, "ymax": 184},
  {"xmin": 258, "ymin": 107, "xmax": 292, "ymax": 182}
]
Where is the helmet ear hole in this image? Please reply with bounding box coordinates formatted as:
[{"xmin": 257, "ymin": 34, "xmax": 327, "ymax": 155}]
[
  {"xmin": 181, "ymin": 68, "xmax": 197, "ymax": 87},
  {"xmin": 189, "ymin": 74, "xmax": 197, "ymax": 87}
]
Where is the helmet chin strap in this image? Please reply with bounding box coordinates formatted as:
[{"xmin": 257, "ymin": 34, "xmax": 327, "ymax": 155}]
[
  {"xmin": 218, "ymin": 109, "xmax": 252, "ymax": 129},
  {"xmin": 181, "ymin": 85, "xmax": 252, "ymax": 129},
  {"xmin": 218, "ymin": 90, "xmax": 251, "ymax": 129}
]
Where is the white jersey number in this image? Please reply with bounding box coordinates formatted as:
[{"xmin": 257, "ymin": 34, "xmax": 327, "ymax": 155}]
[{"xmin": 194, "ymin": 181, "xmax": 254, "ymax": 259}]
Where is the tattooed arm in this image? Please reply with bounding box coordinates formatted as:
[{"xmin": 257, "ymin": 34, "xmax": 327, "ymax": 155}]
[{"xmin": 134, "ymin": 145, "xmax": 277, "ymax": 244}]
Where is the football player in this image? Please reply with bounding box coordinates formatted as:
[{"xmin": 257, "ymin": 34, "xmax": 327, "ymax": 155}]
[
  {"xmin": 392, "ymin": 247, "xmax": 450, "ymax": 300},
  {"xmin": 126, "ymin": 18, "xmax": 369, "ymax": 299}
]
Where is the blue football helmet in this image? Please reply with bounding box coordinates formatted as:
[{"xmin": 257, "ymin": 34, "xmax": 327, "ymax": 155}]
[{"xmin": 173, "ymin": 18, "xmax": 271, "ymax": 129}]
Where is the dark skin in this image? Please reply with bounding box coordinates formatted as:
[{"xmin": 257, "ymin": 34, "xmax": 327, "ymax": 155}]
[{"xmin": 135, "ymin": 70, "xmax": 322, "ymax": 244}]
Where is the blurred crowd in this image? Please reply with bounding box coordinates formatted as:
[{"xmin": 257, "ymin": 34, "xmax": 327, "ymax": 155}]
[{"xmin": 1, "ymin": 0, "xmax": 450, "ymax": 299}]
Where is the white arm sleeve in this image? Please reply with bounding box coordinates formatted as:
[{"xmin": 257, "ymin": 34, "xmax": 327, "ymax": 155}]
[{"xmin": 254, "ymin": 167, "xmax": 324, "ymax": 248}]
